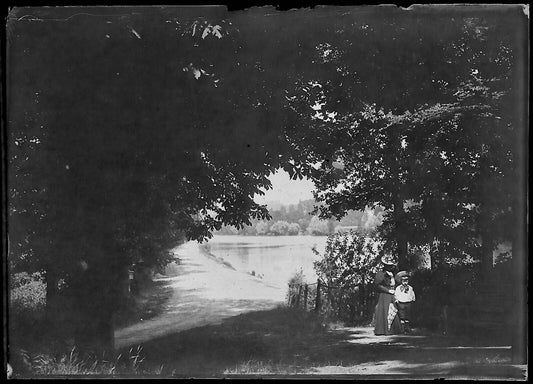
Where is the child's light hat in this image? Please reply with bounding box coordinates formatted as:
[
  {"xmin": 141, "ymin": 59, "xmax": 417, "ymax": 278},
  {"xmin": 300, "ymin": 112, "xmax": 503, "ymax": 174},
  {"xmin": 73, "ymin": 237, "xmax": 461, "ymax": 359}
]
[{"xmin": 395, "ymin": 270, "xmax": 410, "ymax": 281}]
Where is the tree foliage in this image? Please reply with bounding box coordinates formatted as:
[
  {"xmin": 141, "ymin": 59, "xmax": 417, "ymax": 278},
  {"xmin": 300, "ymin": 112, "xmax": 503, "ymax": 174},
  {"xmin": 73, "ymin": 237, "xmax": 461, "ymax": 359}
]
[
  {"xmin": 313, "ymin": 231, "xmax": 384, "ymax": 290},
  {"xmin": 6, "ymin": 7, "xmax": 300, "ymax": 349},
  {"xmin": 7, "ymin": 6, "xmax": 526, "ymax": 352},
  {"xmin": 283, "ymin": 8, "xmax": 526, "ymax": 268}
]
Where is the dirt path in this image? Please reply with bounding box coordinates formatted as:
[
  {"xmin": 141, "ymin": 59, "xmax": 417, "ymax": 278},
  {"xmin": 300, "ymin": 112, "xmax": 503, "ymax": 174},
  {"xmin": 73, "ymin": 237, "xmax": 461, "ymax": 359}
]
[
  {"xmin": 114, "ymin": 242, "xmax": 286, "ymax": 349},
  {"xmin": 114, "ymin": 242, "xmax": 526, "ymax": 379},
  {"xmin": 118, "ymin": 305, "xmax": 525, "ymax": 379}
]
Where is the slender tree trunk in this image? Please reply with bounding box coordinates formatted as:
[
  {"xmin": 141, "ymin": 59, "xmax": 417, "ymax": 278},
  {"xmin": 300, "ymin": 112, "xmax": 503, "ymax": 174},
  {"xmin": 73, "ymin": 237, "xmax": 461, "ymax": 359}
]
[
  {"xmin": 360, "ymin": 276, "xmax": 366, "ymax": 318},
  {"xmin": 478, "ymin": 154, "xmax": 494, "ymax": 277},
  {"xmin": 479, "ymin": 226, "xmax": 494, "ymax": 277},
  {"xmin": 393, "ymin": 192, "xmax": 408, "ymax": 269},
  {"xmin": 478, "ymin": 202, "xmax": 494, "ymax": 277},
  {"xmin": 389, "ymin": 125, "xmax": 408, "ymax": 268},
  {"xmin": 314, "ymin": 279, "xmax": 321, "ymax": 312},
  {"xmin": 511, "ymin": 200, "xmax": 527, "ymax": 364},
  {"xmin": 429, "ymin": 239, "xmax": 439, "ymax": 271}
]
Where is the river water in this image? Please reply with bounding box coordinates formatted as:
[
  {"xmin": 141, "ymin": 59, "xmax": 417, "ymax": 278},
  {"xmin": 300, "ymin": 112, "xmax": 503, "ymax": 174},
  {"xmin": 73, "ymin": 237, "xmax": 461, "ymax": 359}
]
[{"xmin": 204, "ymin": 235, "xmax": 328, "ymax": 289}]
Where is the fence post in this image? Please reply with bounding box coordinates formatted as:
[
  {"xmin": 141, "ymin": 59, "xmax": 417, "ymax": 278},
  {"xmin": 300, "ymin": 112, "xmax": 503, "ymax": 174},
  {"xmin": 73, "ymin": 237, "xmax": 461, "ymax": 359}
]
[
  {"xmin": 303, "ymin": 284, "xmax": 308, "ymax": 310},
  {"xmin": 315, "ymin": 279, "xmax": 321, "ymax": 312},
  {"xmin": 296, "ymin": 285, "xmax": 302, "ymax": 308}
]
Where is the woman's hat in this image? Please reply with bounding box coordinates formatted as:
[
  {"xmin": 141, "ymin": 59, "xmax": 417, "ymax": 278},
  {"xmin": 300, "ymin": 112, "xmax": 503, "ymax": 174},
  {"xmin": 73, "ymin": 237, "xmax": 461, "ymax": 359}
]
[
  {"xmin": 395, "ymin": 270, "xmax": 410, "ymax": 281},
  {"xmin": 380, "ymin": 255, "xmax": 397, "ymax": 266}
]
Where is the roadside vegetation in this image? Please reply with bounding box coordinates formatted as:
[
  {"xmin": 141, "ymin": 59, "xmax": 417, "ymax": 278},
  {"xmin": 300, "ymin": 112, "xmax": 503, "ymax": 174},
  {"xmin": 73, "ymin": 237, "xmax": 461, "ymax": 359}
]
[{"xmin": 8, "ymin": 270, "xmax": 172, "ymax": 378}]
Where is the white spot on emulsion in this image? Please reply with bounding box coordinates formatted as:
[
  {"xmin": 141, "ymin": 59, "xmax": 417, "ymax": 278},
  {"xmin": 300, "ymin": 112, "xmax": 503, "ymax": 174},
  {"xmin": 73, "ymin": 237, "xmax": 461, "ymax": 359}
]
[
  {"xmin": 311, "ymin": 101, "xmax": 325, "ymax": 111},
  {"xmin": 327, "ymin": 111, "xmax": 337, "ymax": 120},
  {"xmin": 193, "ymin": 68, "xmax": 201, "ymax": 79},
  {"xmin": 130, "ymin": 28, "xmax": 141, "ymax": 39}
]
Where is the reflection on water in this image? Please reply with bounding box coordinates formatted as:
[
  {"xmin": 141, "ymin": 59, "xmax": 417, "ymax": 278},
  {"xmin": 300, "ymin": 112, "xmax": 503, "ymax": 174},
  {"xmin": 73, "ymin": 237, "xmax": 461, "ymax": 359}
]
[{"xmin": 206, "ymin": 235, "xmax": 328, "ymax": 288}]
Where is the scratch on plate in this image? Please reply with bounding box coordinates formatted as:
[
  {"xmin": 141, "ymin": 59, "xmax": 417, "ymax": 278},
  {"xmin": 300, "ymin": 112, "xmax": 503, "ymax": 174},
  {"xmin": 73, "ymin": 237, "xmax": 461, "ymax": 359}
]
[
  {"xmin": 130, "ymin": 28, "xmax": 141, "ymax": 39},
  {"xmin": 12, "ymin": 12, "xmax": 140, "ymax": 22}
]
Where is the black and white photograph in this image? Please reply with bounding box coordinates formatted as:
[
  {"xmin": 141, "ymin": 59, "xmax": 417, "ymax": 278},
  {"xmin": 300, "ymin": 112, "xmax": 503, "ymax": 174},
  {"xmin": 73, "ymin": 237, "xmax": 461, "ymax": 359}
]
[{"xmin": 4, "ymin": 4, "xmax": 528, "ymax": 379}]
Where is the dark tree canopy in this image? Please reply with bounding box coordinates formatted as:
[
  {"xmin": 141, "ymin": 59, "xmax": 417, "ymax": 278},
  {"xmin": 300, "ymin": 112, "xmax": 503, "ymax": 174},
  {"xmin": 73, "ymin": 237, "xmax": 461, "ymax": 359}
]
[
  {"xmin": 281, "ymin": 8, "xmax": 526, "ymax": 267},
  {"xmin": 7, "ymin": 6, "xmax": 305, "ymax": 349},
  {"xmin": 7, "ymin": 6, "xmax": 527, "ymax": 353}
]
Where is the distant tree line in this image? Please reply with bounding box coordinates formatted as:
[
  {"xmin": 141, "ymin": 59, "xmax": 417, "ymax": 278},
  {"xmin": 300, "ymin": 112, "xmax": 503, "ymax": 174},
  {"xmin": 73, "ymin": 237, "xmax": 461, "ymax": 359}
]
[{"xmin": 216, "ymin": 199, "xmax": 385, "ymax": 236}]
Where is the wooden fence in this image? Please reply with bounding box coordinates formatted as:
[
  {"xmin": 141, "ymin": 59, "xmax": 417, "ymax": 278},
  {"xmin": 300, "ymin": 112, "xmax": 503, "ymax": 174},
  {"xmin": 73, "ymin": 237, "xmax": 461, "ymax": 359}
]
[{"xmin": 287, "ymin": 279, "xmax": 376, "ymax": 324}]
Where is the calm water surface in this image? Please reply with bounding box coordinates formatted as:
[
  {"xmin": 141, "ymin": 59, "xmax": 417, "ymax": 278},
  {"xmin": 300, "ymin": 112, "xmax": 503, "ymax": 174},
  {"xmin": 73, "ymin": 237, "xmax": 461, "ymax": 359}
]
[{"xmin": 205, "ymin": 235, "xmax": 328, "ymax": 288}]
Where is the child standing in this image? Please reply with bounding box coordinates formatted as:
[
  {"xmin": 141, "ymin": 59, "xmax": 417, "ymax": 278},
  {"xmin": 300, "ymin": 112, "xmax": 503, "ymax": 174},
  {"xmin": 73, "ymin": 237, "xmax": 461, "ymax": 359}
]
[{"xmin": 394, "ymin": 271, "xmax": 416, "ymax": 334}]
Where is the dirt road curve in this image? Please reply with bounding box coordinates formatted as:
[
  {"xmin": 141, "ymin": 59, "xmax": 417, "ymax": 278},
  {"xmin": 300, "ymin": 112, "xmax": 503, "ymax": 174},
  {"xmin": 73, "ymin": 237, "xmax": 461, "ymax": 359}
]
[{"xmin": 114, "ymin": 242, "xmax": 286, "ymax": 349}]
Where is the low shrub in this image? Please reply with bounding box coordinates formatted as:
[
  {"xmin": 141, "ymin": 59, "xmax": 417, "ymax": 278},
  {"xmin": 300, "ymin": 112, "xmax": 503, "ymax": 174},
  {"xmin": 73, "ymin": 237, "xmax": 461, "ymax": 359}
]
[
  {"xmin": 10, "ymin": 272, "xmax": 46, "ymax": 313},
  {"xmin": 409, "ymin": 260, "xmax": 514, "ymax": 333}
]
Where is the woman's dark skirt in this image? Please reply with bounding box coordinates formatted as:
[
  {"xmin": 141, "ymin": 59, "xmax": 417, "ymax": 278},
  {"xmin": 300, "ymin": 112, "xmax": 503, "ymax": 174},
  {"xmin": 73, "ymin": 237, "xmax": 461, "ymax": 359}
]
[{"xmin": 374, "ymin": 292, "xmax": 401, "ymax": 335}]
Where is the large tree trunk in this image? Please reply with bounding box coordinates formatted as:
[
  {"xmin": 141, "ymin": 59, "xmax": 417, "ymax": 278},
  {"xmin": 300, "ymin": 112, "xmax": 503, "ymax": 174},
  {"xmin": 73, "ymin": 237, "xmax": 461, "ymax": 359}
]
[
  {"xmin": 44, "ymin": 268, "xmax": 59, "ymax": 318},
  {"xmin": 70, "ymin": 252, "xmax": 125, "ymax": 355},
  {"xmin": 44, "ymin": 266, "xmax": 63, "ymax": 339},
  {"xmin": 72, "ymin": 274, "xmax": 118, "ymax": 354}
]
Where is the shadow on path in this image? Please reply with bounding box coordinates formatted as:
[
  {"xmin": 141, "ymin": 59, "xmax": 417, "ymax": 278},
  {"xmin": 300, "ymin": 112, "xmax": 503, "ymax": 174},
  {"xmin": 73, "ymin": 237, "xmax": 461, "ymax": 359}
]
[{"xmin": 121, "ymin": 307, "xmax": 525, "ymax": 379}]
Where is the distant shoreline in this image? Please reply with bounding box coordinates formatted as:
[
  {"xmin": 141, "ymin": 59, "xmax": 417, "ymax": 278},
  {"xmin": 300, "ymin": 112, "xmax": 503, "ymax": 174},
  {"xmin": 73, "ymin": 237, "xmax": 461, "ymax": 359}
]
[
  {"xmin": 213, "ymin": 229, "xmax": 365, "ymax": 237},
  {"xmin": 213, "ymin": 233, "xmax": 327, "ymax": 236}
]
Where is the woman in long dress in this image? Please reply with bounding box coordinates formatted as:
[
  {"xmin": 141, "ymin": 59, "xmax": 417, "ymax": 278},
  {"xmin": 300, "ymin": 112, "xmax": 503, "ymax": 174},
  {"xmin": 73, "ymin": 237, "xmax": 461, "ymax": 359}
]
[{"xmin": 373, "ymin": 255, "xmax": 402, "ymax": 335}]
